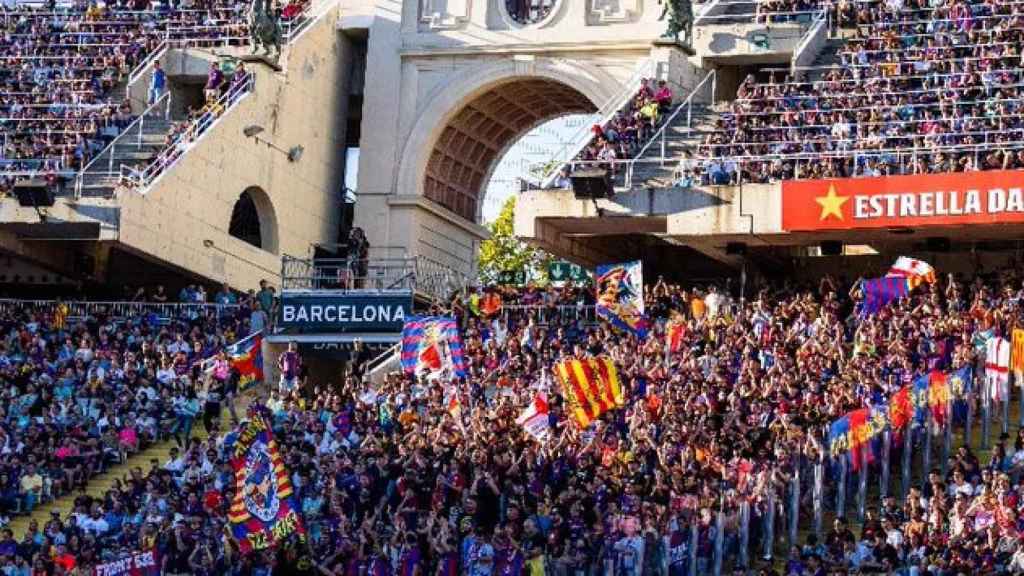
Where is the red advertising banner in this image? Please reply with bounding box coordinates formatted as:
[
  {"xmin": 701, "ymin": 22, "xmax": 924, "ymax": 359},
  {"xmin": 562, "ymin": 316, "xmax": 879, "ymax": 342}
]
[
  {"xmin": 93, "ymin": 549, "xmax": 160, "ymax": 576},
  {"xmin": 781, "ymin": 170, "xmax": 1024, "ymax": 231}
]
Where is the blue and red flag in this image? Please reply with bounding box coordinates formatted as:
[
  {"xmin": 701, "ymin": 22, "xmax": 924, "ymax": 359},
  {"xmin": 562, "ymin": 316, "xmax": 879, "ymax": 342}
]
[
  {"xmin": 828, "ymin": 414, "xmax": 851, "ymax": 458},
  {"xmin": 225, "ymin": 408, "xmax": 305, "ymax": 554},
  {"xmin": 860, "ymin": 276, "xmax": 911, "ymax": 316},
  {"xmin": 400, "ymin": 317, "xmax": 466, "ymax": 378},
  {"xmin": 596, "ymin": 260, "xmax": 647, "ymax": 337},
  {"xmin": 848, "ymin": 408, "xmax": 875, "ymax": 471},
  {"xmin": 228, "ymin": 333, "xmax": 264, "ymax": 391}
]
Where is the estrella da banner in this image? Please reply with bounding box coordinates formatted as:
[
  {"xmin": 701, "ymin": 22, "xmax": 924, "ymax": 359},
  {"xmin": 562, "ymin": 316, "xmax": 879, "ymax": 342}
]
[{"xmin": 278, "ymin": 292, "xmax": 412, "ymax": 331}]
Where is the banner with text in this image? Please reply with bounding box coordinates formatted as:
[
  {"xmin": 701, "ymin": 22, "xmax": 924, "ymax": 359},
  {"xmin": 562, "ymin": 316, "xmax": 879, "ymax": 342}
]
[
  {"xmin": 278, "ymin": 293, "xmax": 412, "ymax": 332},
  {"xmin": 782, "ymin": 170, "xmax": 1024, "ymax": 231},
  {"xmin": 93, "ymin": 549, "xmax": 160, "ymax": 576}
]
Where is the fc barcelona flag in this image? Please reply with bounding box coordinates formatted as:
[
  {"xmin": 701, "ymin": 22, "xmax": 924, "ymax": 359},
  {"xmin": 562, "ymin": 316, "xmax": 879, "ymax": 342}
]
[
  {"xmin": 860, "ymin": 277, "xmax": 910, "ymax": 316},
  {"xmin": 400, "ymin": 317, "xmax": 466, "ymax": 378},
  {"xmin": 928, "ymin": 370, "xmax": 951, "ymax": 426},
  {"xmin": 553, "ymin": 357, "xmax": 624, "ymax": 428},
  {"xmin": 228, "ymin": 333, "xmax": 264, "ymax": 391},
  {"xmin": 226, "ymin": 408, "xmax": 306, "ymax": 554},
  {"xmin": 888, "ymin": 385, "xmax": 913, "ymax": 431},
  {"xmin": 948, "ymin": 365, "xmax": 973, "ymax": 398},
  {"xmin": 595, "ymin": 261, "xmax": 647, "ymax": 336}
]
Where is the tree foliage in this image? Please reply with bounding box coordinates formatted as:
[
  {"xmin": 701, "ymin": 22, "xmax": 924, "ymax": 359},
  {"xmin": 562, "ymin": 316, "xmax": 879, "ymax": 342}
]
[{"xmin": 478, "ymin": 196, "xmax": 551, "ymax": 284}]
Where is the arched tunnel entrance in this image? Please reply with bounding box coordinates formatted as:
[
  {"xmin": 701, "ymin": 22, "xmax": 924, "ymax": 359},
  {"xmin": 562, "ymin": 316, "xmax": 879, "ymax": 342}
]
[{"xmin": 421, "ymin": 78, "xmax": 598, "ymax": 222}]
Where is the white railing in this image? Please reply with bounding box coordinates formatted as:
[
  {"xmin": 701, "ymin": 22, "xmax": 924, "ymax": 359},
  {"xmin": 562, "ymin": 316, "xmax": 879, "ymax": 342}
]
[
  {"xmin": 623, "ymin": 69, "xmax": 717, "ymax": 188},
  {"xmin": 0, "ymin": 298, "xmax": 242, "ymax": 323},
  {"xmin": 531, "ymin": 58, "xmax": 656, "ymax": 188},
  {"xmin": 120, "ymin": 73, "xmax": 254, "ymax": 193},
  {"xmin": 73, "ymin": 91, "xmax": 171, "ymax": 199},
  {"xmin": 791, "ymin": 10, "xmax": 828, "ymax": 73},
  {"xmin": 127, "ymin": 40, "xmax": 168, "ymax": 90}
]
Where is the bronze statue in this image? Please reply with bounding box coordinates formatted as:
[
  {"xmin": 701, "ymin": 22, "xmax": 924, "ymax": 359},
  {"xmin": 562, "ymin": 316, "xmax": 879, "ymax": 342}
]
[
  {"xmin": 249, "ymin": 0, "xmax": 282, "ymax": 61},
  {"xmin": 659, "ymin": 0, "xmax": 693, "ymax": 47}
]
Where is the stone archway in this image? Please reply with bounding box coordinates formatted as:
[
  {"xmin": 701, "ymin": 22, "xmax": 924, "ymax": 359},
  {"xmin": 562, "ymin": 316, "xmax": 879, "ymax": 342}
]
[
  {"xmin": 395, "ymin": 59, "xmax": 617, "ymax": 223},
  {"xmin": 230, "ymin": 186, "xmax": 280, "ymax": 254}
]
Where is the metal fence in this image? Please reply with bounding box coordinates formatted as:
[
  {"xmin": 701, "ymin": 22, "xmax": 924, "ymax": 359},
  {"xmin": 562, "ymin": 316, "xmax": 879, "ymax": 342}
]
[
  {"xmin": 280, "ymin": 255, "xmax": 469, "ymax": 303},
  {"xmin": 0, "ymin": 299, "xmax": 242, "ymax": 324}
]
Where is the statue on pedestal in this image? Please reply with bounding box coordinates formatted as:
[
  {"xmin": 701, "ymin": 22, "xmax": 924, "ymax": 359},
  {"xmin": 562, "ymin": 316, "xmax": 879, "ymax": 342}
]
[
  {"xmin": 659, "ymin": 0, "xmax": 693, "ymax": 48},
  {"xmin": 249, "ymin": 0, "xmax": 282, "ymax": 61}
]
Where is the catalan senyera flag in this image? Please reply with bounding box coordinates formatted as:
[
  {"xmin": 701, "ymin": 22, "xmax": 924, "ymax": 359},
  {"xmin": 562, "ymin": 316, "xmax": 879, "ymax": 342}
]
[
  {"xmin": 228, "ymin": 333, "xmax": 264, "ymax": 391},
  {"xmin": 554, "ymin": 357, "xmax": 624, "ymax": 428},
  {"xmin": 886, "ymin": 256, "xmax": 936, "ymax": 290},
  {"xmin": 1012, "ymin": 328, "xmax": 1024, "ymax": 383},
  {"xmin": 226, "ymin": 408, "xmax": 305, "ymax": 554}
]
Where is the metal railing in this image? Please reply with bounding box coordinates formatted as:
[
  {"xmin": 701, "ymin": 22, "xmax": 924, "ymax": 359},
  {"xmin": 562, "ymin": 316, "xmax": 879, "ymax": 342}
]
[
  {"xmin": 0, "ymin": 298, "xmax": 242, "ymax": 324},
  {"xmin": 498, "ymin": 304, "xmax": 598, "ymax": 325},
  {"xmin": 127, "ymin": 40, "xmax": 168, "ymax": 90},
  {"xmin": 530, "ymin": 58, "xmax": 656, "ymax": 188},
  {"xmin": 73, "ymin": 91, "xmax": 171, "ymax": 199},
  {"xmin": 281, "ymin": 255, "xmax": 469, "ymax": 303},
  {"xmin": 791, "ymin": 10, "xmax": 828, "ymax": 73},
  {"xmin": 622, "ymin": 69, "xmax": 717, "ymax": 188},
  {"xmin": 120, "ymin": 73, "xmax": 254, "ymax": 193}
]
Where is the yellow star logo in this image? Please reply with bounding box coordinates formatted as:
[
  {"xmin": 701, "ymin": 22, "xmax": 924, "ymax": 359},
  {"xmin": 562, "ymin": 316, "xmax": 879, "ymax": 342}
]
[{"xmin": 815, "ymin": 185, "xmax": 849, "ymax": 221}]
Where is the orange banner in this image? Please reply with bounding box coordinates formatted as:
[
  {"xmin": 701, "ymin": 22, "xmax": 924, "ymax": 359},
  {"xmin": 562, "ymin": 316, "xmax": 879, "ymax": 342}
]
[{"xmin": 782, "ymin": 170, "xmax": 1024, "ymax": 231}]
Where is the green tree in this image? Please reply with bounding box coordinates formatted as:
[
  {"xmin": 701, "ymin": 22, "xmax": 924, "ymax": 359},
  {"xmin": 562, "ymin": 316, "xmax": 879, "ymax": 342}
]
[{"xmin": 478, "ymin": 196, "xmax": 551, "ymax": 284}]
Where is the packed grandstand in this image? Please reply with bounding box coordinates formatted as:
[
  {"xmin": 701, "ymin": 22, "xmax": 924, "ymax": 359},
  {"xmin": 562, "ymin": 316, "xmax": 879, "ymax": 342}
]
[{"xmin": 3, "ymin": 0, "xmax": 1024, "ymax": 574}]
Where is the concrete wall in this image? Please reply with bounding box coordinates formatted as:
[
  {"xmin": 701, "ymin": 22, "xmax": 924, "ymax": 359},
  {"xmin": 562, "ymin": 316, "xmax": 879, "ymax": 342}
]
[
  {"xmin": 117, "ymin": 7, "xmax": 352, "ymax": 292},
  {"xmin": 693, "ymin": 23, "xmax": 806, "ymax": 66}
]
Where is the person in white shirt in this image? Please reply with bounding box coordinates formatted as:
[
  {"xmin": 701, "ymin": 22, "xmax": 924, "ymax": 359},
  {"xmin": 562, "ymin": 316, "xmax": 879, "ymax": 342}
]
[{"xmin": 78, "ymin": 508, "xmax": 109, "ymax": 536}]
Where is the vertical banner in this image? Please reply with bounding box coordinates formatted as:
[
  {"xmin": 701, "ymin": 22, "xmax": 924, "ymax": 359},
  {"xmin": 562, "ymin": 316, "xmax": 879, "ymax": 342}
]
[
  {"xmin": 226, "ymin": 410, "xmax": 306, "ymax": 553},
  {"xmin": 857, "ymin": 463, "xmax": 867, "ymax": 523},
  {"xmin": 595, "ymin": 260, "xmax": 647, "ymax": 336},
  {"xmin": 813, "ymin": 456, "xmax": 824, "ymax": 540},
  {"xmin": 901, "ymin": 430, "xmax": 912, "ymax": 500},
  {"xmin": 688, "ymin": 523, "xmax": 699, "ymax": 576},
  {"xmin": 836, "ymin": 456, "xmax": 847, "ymax": 520},
  {"xmin": 739, "ymin": 500, "xmax": 750, "ymax": 568},
  {"xmin": 880, "ymin": 429, "xmax": 890, "ymax": 499},
  {"xmin": 788, "ymin": 466, "xmax": 800, "ymax": 547},
  {"xmin": 763, "ymin": 490, "xmax": 775, "ymax": 561},
  {"xmin": 922, "ymin": 410, "xmax": 932, "ymax": 485},
  {"xmin": 713, "ymin": 506, "xmax": 724, "ymax": 576}
]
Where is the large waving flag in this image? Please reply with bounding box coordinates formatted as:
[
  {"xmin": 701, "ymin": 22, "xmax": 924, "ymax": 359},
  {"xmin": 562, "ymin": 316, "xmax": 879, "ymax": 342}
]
[
  {"xmin": 828, "ymin": 414, "xmax": 851, "ymax": 458},
  {"xmin": 928, "ymin": 371, "xmax": 951, "ymax": 426},
  {"xmin": 860, "ymin": 277, "xmax": 910, "ymax": 316},
  {"xmin": 887, "ymin": 256, "xmax": 936, "ymax": 289},
  {"xmin": 596, "ymin": 261, "xmax": 647, "ymax": 336},
  {"xmin": 554, "ymin": 357, "xmax": 624, "ymax": 428},
  {"xmin": 948, "ymin": 365, "xmax": 973, "ymax": 398},
  {"xmin": 888, "ymin": 385, "xmax": 913, "ymax": 431},
  {"xmin": 400, "ymin": 317, "xmax": 466, "ymax": 378},
  {"xmin": 228, "ymin": 333, "xmax": 264, "ymax": 391},
  {"xmin": 225, "ymin": 408, "xmax": 306, "ymax": 554},
  {"xmin": 986, "ymin": 336, "xmax": 1011, "ymax": 401}
]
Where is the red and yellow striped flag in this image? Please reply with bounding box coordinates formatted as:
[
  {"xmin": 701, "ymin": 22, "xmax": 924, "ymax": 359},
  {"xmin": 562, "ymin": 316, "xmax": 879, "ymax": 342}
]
[
  {"xmin": 1012, "ymin": 328, "xmax": 1024, "ymax": 381},
  {"xmin": 553, "ymin": 357, "xmax": 624, "ymax": 428}
]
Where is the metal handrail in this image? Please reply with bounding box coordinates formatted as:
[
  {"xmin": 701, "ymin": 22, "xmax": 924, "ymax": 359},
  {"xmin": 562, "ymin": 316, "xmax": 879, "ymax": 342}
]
[
  {"xmin": 532, "ymin": 57, "xmax": 656, "ymax": 188},
  {"xmin": 127, "ymin": 40, "xmax": 168, "ymax": 89},
  {"xmin": 121, "ymin": 73, "xmax": 254, "ymax": 192},
  {"xmin": 791, "ymin": 10, "xmax": 827, "ymax": 73},
  {"xmin": 624, "ymin": 69, "xmax": 716, "ymax": 188},
  {"xmin": 73, "ymin": 91, "xmax": 170, "ymax": 199}
]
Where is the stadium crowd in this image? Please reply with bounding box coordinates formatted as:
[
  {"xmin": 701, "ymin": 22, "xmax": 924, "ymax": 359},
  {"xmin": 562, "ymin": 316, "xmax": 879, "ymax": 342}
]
[
  {"xmin": 686, "ymin": 0, "xmax": 1024, "ymax": 185},
  {"xmin": 0, "ymin": 0, "xmax": 255, "ymax": 199},
  {"xmin": 5, "ymin": 264, "xmax": 1022, "ymax": 575}
]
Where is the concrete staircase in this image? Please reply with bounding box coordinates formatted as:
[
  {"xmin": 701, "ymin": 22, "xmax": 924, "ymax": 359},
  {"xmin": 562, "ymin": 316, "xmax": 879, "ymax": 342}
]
[
  {"xmin": 7, "ymin": 394, "xmax": 251, "ymax": 538},
  {"xmin": 77, "ymin": 111, "xmax": 174, "ymax": 198},
  {"xmin": 624, "ymin": 103, "xmax": 719, "ymax": 188}
]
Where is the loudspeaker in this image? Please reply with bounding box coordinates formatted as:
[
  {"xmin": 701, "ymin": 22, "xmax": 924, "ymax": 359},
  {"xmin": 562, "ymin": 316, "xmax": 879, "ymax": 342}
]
[
  {"xmin": 820, "ymin": 241, "xmax": 843, "ymax": 256},
  {"xmin": 570, "ymin": 169, "xmax": 613, "ymax": 200},
  {"xmin": 725, "ymin": 242, "xmax": 747, "ymax": 256},
  {"xmin": 926, "ymin": 237, "xmax": 950, "ymax": 252},
  {"xmin": 13, "ymin": 180, "xmax": 54, "ymax": 207}
]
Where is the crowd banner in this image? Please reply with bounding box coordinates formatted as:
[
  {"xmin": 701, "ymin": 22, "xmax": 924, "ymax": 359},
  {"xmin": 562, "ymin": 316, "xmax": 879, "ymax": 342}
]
[
  {"xmin": 595, "ymin": 260, "xmax": 647, "ymax": 336},
  {"xmin": 781, "ymin": 170, "xmax": 1024, "ymax": 232},
  {"xmin": 982, "ymin": 379, "xmax": 991, "ymax": 450},
  {"xmin": 739, "ymin": 500, "xmax": 751, "ymax": 568},
  {"xmin": 836, "ymin": 455, "xmax": 847, "ymax": 520},
  {"xmin": 226, "ymin": 409, "xmax": 306, "ymax": 553},
  {"xmin": 880, "ymin": 429, "xmax": 891, "ymax": 499},
  {"xmin": 763, "ymin": 490, "xmax": 775, "ymax": 561},
  {"xmin": 857, "ymin": 460, "xmax": 867, "ymax": 523},
  {"xmin": 942, "ymin": 396, "xmax": 952, "ymax": 476},
  {"xmin": 965, "ymin": 391, "xmax": 974, "ymax": 449},
  {"xmin": 92, "ymin": 549, "xmax": 160, "ymax": 576},
  {"xmin": 788, "ymin": 466, "xmax": 800, "ymax": 547},
  {"xmin": 922, "ymin": 408, "xmax": 931, "ymax": 485},
  {"xmin": 1003, "ymin": 388, "xmax": 1011, "ymax": 434}
]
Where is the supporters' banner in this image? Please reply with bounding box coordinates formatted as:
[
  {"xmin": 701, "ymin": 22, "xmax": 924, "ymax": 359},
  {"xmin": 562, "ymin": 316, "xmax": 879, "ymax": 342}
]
[
  {"xmin": 226, "ymin": 410, "xmax": 306, "ymax": 554},
  {"xmin": 847, "ymin": 408, "xmax": 875, "ymax": 471},
  {"xmin": 228, "ymin": 333, "xmax": 264, "ymax": 391},
  {"xmin": 278, "ymin": 292, "xmax": 412, "ymax": 331},
  {"xmin": 1013, "ymin": 329, "xmax": 1024, "ymax": 382},
  {"xmin": 828, "ymin": 414, "xmax": 851, "ymax": 457},
  {"xmin": 93, "ymin": 550, "xmax": 160, "ymax": 576},
  {"xmin": 782, "ymin": 170, "xmax": 1024, "ymax": 231},
  {"xmin": 949, "ymin": 365, "xmax": 973, "ymax": 398},
  {"xmin": 554, "ymin": 357, "xmax": 624, "ymax": 428},
  {"xmin": 985, "ymin": 336, "xmax": 1011, "ymax": 401},
  {"xmin": 860, "ymin": 277, "xmax": 910, "ymax": 316},
  {"xmin": 888, "ymin": 386, "xmax": 913, "ymax": 431},
  {"xmin": 400, "ymin": 317, "xmax": 466, "ymax": 378},
  {"xmin": 596, "ymin": 261, "xmax": 647, "ymax": 336},
  {"xmin": 515, "ymin": 393, "xmax": 551, "ymax": 442},
  {"xmin": 912, "ymin": 373, "xmax": 931, "ymax": 423},
  {"xmin": 886, "ymin": 256, "xmax": 936, "ymax": 289}
]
